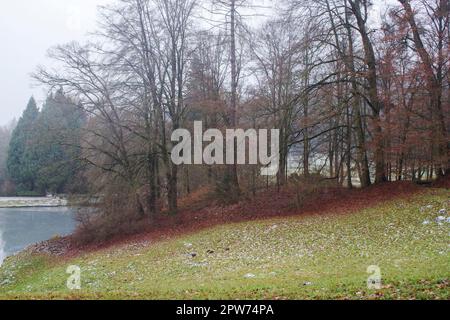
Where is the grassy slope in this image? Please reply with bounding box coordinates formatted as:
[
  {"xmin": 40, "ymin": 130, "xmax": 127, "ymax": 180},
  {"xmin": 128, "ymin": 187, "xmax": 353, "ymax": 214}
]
[{"xmin": 0, "ymin": 189, "xmax": 448, "ymax": 300}]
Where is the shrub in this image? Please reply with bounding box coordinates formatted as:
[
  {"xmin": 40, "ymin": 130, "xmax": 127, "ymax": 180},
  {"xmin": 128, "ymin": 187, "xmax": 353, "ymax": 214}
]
[
  {"xmin": 289, "ymin": 174, "xmax": 340, "ymax": 209},
  {"xmin": 72, "ymin": 186, "xmax": 150, "ymax": 245}
]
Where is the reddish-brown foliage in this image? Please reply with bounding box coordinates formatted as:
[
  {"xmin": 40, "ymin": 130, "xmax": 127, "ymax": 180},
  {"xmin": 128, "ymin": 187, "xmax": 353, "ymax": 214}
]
[
  {"xmin": 432, "ymin": 174, "xmax": 450, "ymax": 189},
  {"xmin": 57, "ymin": 181, "xmax": 429, "ymax": 258}
]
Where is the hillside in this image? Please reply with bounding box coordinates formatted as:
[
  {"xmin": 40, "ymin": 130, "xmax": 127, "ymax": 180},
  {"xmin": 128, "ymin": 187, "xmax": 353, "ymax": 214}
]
[{"xmin": 0, "ymin": 184, "xmax": 448, "ymax": 300}]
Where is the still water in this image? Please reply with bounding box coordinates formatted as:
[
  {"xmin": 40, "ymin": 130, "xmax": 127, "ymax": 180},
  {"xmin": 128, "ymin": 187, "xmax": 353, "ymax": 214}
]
[{"xmin": 0, "ymin": 207, "xmax": 77, "ymax": 265}]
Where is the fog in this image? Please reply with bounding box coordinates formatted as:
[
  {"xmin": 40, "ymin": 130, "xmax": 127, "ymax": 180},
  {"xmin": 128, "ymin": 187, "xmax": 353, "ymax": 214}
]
[
  {"xmin": 0, "ymin": 0, "xmax": 395, "ymax": 126},
  {"xmin": 0, "ymin": 0, "xmax": 111, "ymax": 126}
]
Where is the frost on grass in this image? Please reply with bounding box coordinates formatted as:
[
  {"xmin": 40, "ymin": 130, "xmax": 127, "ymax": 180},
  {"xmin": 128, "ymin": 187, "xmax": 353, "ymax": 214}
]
[
  {"xmin": 421, "ymin": 202, "xmax": 450, "ymax": 227},
  {"xmin": 0, "ymin": 190, "xmax": 449, "ymax": 299}
]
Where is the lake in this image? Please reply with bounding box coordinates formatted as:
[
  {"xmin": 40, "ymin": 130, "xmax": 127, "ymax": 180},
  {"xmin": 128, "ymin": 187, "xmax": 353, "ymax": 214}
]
[{"xmin": 0, "ymin": 207, "xmax": 77, "ymax": 265}]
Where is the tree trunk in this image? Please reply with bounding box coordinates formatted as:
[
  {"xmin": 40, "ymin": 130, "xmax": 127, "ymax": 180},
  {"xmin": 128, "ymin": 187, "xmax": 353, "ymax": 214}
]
[
  {"xmin": 349, "ymin": 0, "xmax": 386, "ymax": 183},
  {"xmin": 399, "ymin": 0, "xmax": 449, "ymax": 176},
  {"xmin": 345, "ymin": 0, "xmax": 371, "ymax": 187},
  {"xmin": 224, "ymin": 0, "xmax": 241, "ymax": 200}
]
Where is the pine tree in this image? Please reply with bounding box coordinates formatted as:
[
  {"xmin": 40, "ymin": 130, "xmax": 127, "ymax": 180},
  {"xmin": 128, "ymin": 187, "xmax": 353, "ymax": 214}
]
[
  {"xmin": 34, "ymin": 90, "xmax": 84, "ymax": 194},
  {"xmin": 7, "ymin": 97, "xmax": 40, "ymax": 194}
]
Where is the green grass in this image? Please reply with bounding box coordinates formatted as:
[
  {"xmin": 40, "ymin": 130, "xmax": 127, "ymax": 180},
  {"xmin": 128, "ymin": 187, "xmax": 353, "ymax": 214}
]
[{"xmin": 0, "ymin": 189, "xmax": 449, "ymax": 300}]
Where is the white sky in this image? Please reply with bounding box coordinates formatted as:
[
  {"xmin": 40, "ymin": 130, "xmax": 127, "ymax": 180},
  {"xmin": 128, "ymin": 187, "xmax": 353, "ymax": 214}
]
[
  {"xmin": 0, "ymin": 0, "xmax": 397, "ymax": 126},
  {"xmin": 0, "ymin": 0, "xmax": 111, "ymax": 126}
]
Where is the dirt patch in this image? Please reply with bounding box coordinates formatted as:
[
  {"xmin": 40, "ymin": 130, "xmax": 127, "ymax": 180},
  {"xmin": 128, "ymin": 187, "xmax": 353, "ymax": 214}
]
[{"xmin": 27, "ymin": 237, "xmax": 72, "ymax": 256}]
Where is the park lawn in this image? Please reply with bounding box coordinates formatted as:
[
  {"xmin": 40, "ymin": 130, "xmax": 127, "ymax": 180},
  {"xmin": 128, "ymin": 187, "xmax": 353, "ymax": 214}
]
[{"xmin": 0, "ymin": 188, "xmax": 448, "ymax": 300}]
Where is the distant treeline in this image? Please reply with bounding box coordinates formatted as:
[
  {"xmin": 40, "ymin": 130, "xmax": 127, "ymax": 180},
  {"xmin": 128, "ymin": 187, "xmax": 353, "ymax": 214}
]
[
  {"xmin": 0, "ymin": 91, "xmax": 86, "ymax": 196},
  {"xmin": 0, "ymin": 120, "xmax": 15, "ymax": 196}
]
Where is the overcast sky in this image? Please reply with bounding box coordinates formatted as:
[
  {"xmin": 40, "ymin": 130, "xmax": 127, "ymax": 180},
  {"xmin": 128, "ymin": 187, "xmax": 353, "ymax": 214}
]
[
  {"xmin": 0, "ymin": 0, "xmax": 111, "ymax": 126},
  {"xmin": 0, "ymin": 0, "xmax": 395, "ymax": 127}
]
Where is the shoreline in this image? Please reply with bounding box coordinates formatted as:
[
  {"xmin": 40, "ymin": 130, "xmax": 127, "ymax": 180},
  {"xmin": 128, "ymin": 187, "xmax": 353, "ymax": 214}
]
[
  {"xmin": 0, "ymin": 186, "xmax": 448, "ymax": 300},
  {"xmin": 0, "ymin": 197, "xmax": 68, "ymax": 209},
  {"xmin": 0, "ymin": 205, "xmax": 69, "ymax": 209}
]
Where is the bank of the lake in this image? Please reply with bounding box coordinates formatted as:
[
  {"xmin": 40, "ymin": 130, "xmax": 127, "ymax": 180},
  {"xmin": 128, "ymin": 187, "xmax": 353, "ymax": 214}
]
[
  {"xmin": 0, "ymin": 188, "xmax": 448, "ymax": 300},
  {"xmin": 0, "ymin": 206, "xmax": 77, "ymax": 266},
  {"xmin": 0, "ymin": 197, "xmax": 68, "ymax": 208}
]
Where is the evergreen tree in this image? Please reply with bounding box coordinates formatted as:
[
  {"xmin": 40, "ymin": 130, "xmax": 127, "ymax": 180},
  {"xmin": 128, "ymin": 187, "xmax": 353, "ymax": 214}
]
[
  {"xmin": 34, "ymin": 90, "xmax": 85, "ymax": 194},
  {"xmin": 7, "ymin": 93, "xmax": 85, "ymax": 195},
  {"xmin": 7, "ymin": 97, "xmax": 40, "ymax": 194}
]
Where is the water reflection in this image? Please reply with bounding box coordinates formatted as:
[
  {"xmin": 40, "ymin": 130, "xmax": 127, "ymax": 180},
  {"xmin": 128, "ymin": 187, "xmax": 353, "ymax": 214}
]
[{"xmin": 0, "ymin": 207, "xmax": 77, "ymax": 265}]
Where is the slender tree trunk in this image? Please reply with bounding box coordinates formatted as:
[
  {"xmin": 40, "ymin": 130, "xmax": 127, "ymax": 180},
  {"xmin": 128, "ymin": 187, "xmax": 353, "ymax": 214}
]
[
  {"xmin": 346, "ymin": 102, "xmax": 353, "ymax": 188},
  {"xmin": 344, "ymin": 0, "xmax": 371, "ymax": 187},
  {"xmin": 399, "ymin": 0, "xmax": 449, "ymax": 176},
  {"xmin": 224, "ymin": 0, "xmax": 241, "ymax": 200},
  {"xmin": 349, "ymin": 0, "xmax": 386, "ymax": 184}
]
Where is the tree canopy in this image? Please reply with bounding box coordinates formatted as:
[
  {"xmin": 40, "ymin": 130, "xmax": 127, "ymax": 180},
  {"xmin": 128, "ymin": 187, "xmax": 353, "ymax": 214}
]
[{"xmin": 6, "ymin": 93, "xmax": 85, "ymax": 195}]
